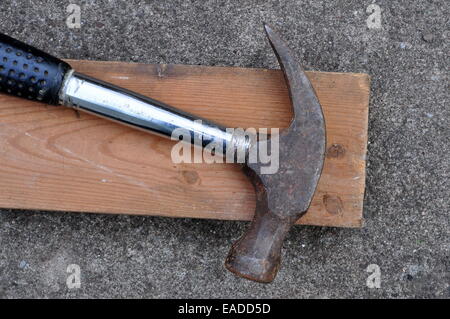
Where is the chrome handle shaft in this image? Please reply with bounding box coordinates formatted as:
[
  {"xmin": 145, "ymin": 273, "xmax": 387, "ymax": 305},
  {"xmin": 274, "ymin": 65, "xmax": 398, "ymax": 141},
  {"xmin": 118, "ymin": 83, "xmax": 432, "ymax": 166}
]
[{"xmin": 59, "ymin": 71, "xmax": 249, "ymax": 157}]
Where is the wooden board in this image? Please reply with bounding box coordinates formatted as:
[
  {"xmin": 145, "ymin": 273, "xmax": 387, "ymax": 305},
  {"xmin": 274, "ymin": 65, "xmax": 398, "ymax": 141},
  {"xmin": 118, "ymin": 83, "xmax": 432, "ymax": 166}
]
[{"xmin": 0, "ymin": 60, "xmax": 370, "ymax": 227}]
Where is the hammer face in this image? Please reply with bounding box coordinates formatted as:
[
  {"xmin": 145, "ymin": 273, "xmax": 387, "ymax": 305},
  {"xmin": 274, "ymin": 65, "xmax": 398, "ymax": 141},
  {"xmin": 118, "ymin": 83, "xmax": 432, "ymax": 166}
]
[{"xmin": 225, "ymin": 24, "xmax": 326, "ymax": 282}]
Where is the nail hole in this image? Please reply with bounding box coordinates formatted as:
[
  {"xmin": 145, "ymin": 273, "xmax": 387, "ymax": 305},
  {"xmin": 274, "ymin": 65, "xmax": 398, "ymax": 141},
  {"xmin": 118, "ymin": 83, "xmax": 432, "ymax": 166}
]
[
  {"xmin": 36, "ymin": 57, "xmax": 43, "ymax": 63},
  {"xmin": 6, "ymin": 48, "xmax": 12, "ymax": 53},
  {"xmin": 13, "ymin": 60, "xmax": 17, "ymax": 66},
  {"xmin": 8, "ymin": 70, "xmax": 15, "ymax": 76},
  {"xmin": 28, "ymin": 87, "xmax": 34, "ymax": 92},
  {"xmin": 2, "ymin": 57, "xmax": 7, "ymax": 62},
  {"xmin": 27, "ymin": 54, "xmax": 33, "ymax": 59},
  {"xmin": 323, "ymin": 194, "xmax": 344, "ymax": 215},
  {"xmin": 30, "ymin": 76, "xmax": 37, "ymax": 83},
  {"xmin": 0, "ymin": 66, "xmax": 4, "ymax": 72},
  {"xmin": 19, "ymin": 73, "xmax": 25, "ymax": 79},
  {"xmin": 18, "ymin": 83, "xmax": 23, "ymax": 89},
  {"xmin": 34, "ymin": 67, "xmax": 39, "ymax": 73},
  {"xmin": 44, "ymin": 70, "xmax": 49, "ymax": 76},
  {"xmin": 23, "ymin": 64, "xmax": 28, "ymax": 69},
  {"xmin": 327, "ymin": 144, "xmax": 346, "ymax": 159},
  {"xmin": 16, "ymin": 51, "xmax": 22, "ymax": 56}
]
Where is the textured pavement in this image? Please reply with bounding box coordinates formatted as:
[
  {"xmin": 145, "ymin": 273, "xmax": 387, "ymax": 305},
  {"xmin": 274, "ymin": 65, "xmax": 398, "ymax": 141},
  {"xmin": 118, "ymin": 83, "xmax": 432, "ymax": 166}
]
[{"xmin": 0, "ymin": 0, "xmax": 448, "ymax": 298}]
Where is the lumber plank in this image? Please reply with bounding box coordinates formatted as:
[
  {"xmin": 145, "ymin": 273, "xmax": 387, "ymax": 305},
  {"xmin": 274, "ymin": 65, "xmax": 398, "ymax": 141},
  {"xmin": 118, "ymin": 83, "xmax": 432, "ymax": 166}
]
[{"xmin": 0, "ymin": 60, "xmax": 370, "ymax": 227}]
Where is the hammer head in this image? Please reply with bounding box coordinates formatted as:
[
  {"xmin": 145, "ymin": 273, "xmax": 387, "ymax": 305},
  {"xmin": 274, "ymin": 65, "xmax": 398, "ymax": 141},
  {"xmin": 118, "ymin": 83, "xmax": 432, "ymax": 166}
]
[{"xmin": 225, "ymin": 25, "xmax": 326, "ymax": 283}]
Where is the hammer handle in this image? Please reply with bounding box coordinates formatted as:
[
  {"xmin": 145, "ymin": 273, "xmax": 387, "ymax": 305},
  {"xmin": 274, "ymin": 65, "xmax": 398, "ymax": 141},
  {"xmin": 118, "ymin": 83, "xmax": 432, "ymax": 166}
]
[
  {"xmin": 0, "ymin": 33, "xmax": 249, "ymax": 157},
  {"xmin": 0, "ymin": 33, "xmax": 71, "ymax": 105}
]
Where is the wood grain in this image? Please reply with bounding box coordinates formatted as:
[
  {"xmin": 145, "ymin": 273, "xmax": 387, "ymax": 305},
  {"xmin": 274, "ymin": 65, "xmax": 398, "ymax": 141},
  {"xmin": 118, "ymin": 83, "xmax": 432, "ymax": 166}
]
[{"xmin": 0, "ymin": 60, "xmax": 370, "ymax": 227}]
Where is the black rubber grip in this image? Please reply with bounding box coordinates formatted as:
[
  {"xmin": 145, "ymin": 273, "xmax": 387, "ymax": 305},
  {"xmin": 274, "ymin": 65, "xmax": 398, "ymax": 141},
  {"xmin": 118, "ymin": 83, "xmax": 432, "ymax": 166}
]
[{"xmin": 0, "ymin": 33, "xmax": 71, "ymax": 105}]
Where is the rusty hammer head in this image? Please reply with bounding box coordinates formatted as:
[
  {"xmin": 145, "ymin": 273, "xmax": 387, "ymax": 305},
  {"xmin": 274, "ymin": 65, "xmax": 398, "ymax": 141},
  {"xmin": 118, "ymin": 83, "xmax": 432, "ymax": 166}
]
[{"xmin": 225, "ymin": 24, "xmax": 326, "ymax": 283}]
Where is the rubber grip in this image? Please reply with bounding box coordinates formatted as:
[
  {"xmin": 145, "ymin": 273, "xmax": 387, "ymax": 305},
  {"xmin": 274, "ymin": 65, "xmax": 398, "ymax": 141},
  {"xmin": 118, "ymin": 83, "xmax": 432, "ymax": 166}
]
[{"xmin": 0, "ymin": 33, "xmax": 71, "ymax": 105}]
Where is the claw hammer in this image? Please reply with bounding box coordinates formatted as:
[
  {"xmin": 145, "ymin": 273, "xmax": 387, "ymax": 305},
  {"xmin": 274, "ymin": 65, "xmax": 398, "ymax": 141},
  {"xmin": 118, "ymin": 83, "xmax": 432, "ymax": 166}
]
[{"xmin": 0, "ymin": 25, "xmax": 325, "ymax": 283}]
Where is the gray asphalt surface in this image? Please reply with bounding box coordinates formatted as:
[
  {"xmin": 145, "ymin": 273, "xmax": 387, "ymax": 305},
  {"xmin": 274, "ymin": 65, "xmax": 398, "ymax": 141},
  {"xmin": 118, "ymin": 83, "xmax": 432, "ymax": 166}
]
[{"xmin": 0, "ymin": 0, "xmax": 448, "ymax": 298}]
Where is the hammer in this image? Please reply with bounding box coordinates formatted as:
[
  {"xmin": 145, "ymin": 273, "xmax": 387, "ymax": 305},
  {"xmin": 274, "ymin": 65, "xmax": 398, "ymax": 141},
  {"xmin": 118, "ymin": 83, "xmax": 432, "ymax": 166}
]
[{"xmin": 0, "ymin": 25, "xmax": 326, "ymax": 283}]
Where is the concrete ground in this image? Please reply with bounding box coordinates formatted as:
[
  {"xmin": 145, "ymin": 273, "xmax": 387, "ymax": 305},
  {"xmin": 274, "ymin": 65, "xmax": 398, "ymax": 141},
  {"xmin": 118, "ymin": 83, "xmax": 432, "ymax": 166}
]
[{"xmin": 0, "ymin": 0, "xmax": 448, "ymax": 298}]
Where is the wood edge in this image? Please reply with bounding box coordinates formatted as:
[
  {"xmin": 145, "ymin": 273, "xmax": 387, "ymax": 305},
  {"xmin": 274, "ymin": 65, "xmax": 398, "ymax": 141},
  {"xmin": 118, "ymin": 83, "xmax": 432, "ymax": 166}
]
[
  {"xmin": 1, "ymin": 205, "xmax": 365, "ymax": 228},
  {"xmin": 356, "ymin": 71, "xmax": 371, "ymax": 229},
  {"xmin": 64, "ymin": 59, "xmax": 371, "ymax": 79}
]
